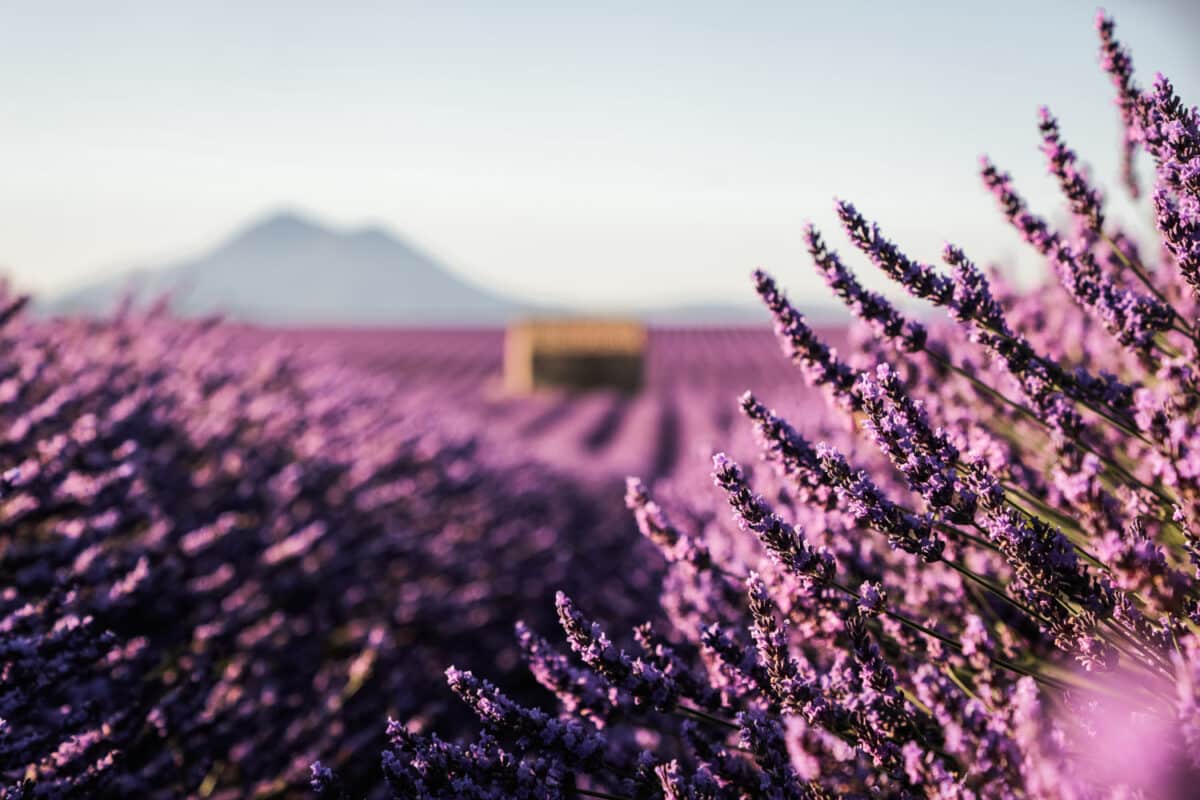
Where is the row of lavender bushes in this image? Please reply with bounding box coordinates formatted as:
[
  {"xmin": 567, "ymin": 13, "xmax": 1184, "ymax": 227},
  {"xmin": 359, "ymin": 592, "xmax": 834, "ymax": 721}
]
[
  {"xmin": 345, "ymin": 14, "xmax": 1200, "ymax": 799},
  {"xmin": 0, "ymin": 304, "xmax": 666, "ymax": 797}
]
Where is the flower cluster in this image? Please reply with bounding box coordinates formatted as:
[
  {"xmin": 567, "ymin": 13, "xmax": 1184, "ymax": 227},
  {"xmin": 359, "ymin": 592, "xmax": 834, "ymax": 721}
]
[
  {"xmin": 0, "ymin": 303, "xmax": 661, "ymax": 796},
  {"xmin": 374, "ymin": 14, "xmax": 1200, "ymax": 800}
]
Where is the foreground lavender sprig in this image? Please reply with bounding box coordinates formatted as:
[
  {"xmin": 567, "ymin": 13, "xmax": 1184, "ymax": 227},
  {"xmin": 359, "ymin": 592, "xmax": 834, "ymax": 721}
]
[
  {"xmin": 856, "ymin": 364, "xmax": 976, "ymax": 526},
  {"xmin": 445, "ymin": 666, "xmax": 607, "ymax": 765},
  {"xmin": 805, "ymin": 223, "xmax": 927, "ymax": 352},
  {"xmin": 738, "ymin": 391, "xmax": 834, "ymax": 508},
  {"xmin": 1155, "ymin": 183, "xmax": 1200, "ymax": 299},
  {"xmin": 555, "ymin": 592, "xmax": 683, "ymax": 711},
  {"xmin": 1038, "ymin": 107, "xmax": 1106, "ymax": 233},
  {"xmin": 359, "ymin": 12, "xmax": 1200, "ymax": 799},
  {"xmin": 753, "ymin": 269, "xmax": 861, "ymax": 410},
  {"xmin": 711, "ymin": 453, "xmax": 835, "ymax": 584},
  {"xmin": 1096, "ymin": 12, "xmax": 1143, "ymax": 198},
  {"xmin": 979, "ymin": 156, "xmax": 1174, "ymax": 353},
  {"xmin": 814, "ymin": 442, "xmax": 944, "ymax": 562},
  {"xmin": 626, "ymin": 476, "xmax": 712, "ymax": 569},
  {"xmin": 836, "ymin": 200, "xmax": 955, "ymax": 306}
]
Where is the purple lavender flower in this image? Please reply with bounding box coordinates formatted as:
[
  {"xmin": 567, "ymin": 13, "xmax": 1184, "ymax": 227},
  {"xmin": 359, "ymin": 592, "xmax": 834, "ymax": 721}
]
[
  {"xmin": 309, "ymin": 762, "xmax": 345, "ymax": 799},
  {"xmin": 843, "ymin": 609, "xmax": 927, "ymax": 781},
  {"xmin": 1143, "ymin": 74, "xmax": 1200, "ymax": 198},
  {"xmin": 805, "ymin": 222, "xmax": 927, "ymax": 352},
  {"xmin": 745, "ymin": 572, "xmax": 825, "ymax": 719},
  {"xmin": 1096, "ymin": 12, "xmax": 1144, "ymax": 198},
  {"xmin": 626, "ymin": 476, "xmax": 712, "ymax": 569},
  {"xmin": 442, "ymin": 666, "xmax": 620, "ymax": 795},
  {"xmin": 752, "ymin": 269, "xmax": 862, "ymax": 410},
  {"xmin": 814, "ymin": 442, "xmax": 944, "ymax": 561},
  {"xmin": 1038, "ymin": 107, "xmax": 1106, "ymax": 232},
  {"xmin": 711, "ymin": 453, "xmax": 836, "ymax": 584},
  {"xmin": 382, "ymin": 724, "xmax": 567, "ymax": 799},
  {"xmin": 836, "ymin": 200, "xmax": 955, "ymax": 305},
  {"xmin": 515, "ymin": 621, "xmax": 616, "ymax": 719},
  {"xmin": 555, "ymin": 592, "xmax": 682, "ymax": 711},
  {"xmin": 655, "ymin": 759, "xmax": 725, "ymax": 800},
  {"xmin": 1154, "ymin": 183, "xmax": 1200, "ymax": 299},
  {"xmin": 981, "ymin": 157, "xmax": 1174, "ymax": 352},
  {"xmin": 738, "ymin": 391, "xmax": 836, "ymax": 508},
  {"xmin": 736, "ymin": 708, "xmax": 811, "ymax": 800},
  {"xmin": 856, "ymin": 364, "xmax": 976, "ymax": 525}
]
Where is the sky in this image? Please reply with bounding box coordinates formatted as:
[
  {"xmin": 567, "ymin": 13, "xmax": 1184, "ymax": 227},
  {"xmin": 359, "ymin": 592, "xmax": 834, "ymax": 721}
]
[{"xmin": 2, "ymin": 0, "xmax": 1198, "ymax": 312}]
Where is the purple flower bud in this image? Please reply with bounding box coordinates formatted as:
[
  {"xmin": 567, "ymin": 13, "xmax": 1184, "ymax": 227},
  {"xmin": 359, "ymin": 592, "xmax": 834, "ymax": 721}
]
[
  {"xmin": 1038, "ymin": 107, "xmax": 1106, "ymax": 232},
  {"xmin": 711, "ymin": 453, "xmax": 836, "ymax": 584},
  {"xmin": 752, "ymin": 269, "xmax": 862, "ymax": 410},
  {"xmin": 805, "ymin": 222, "xmax": 927, "ymax": 352},
  {"xmin": 836, "ymin": 200, "xmax": 955, "ymax": 305}
]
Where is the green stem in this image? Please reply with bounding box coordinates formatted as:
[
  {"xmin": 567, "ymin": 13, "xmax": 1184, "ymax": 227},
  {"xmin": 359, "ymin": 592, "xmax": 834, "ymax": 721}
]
[
  {"xmin": 675, "ymin": 702, "xmax": 739, "ymax": 731},
  {"xmin": 940, "ymin": 558, "xmax": 1054, "ymax": 629},
  {"xmin": 926, "ymin": 347, "xmax": 1175, "ymax": 510},
  {"xmin": 1101, "ymin": 233, "xmax": 1190, "ymax": 333},
  {"xmin": 831, "ymin": 579, "xmax": 1072, "ymax": 692},
  {"xmin": 573, "ymin": 787, "xmax": 632, "ymax": 800}
]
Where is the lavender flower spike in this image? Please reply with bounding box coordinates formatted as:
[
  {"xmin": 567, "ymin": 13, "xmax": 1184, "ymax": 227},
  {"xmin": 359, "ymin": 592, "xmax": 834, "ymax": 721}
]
[
  {"xmin": 1144, "ymin": 73, "xmax": 1200, "ymax": 199},
  {"xmin": 515, "ymin": 620, "xmax": 614, "ymax": 717},
  {"xmin": 981, "ymin": 159, "xmax": 1173, "ymax": 352},
  {"xmin": 745, "ymin": 572, "xmax": 824, "ymax": 718},
  {"xmin": 835, "ymin": 199, "xmax": 955, "ymax": 305},
  {"xmin": 814, "ymin": 441, "xmax": 944, "ymax": 561},
  {"xmin": 856, "ymin": 364, "xmax": 976, "ymax": 527},
  {"xmin": 711, "ymin": 452, "xmax": 835, "ymax": 584},
  {"xmin": 805, "ymin": 222, "xmax": 927, "ymax": 352},
  {"xmin": 1096, "ymin": 12, "xmax": 1143, "ymax": 198},
  {"xmin": 738, "ymin": 391, "xmax": 835, "ymax": 508},
  {"xmin": 737, "ymin": 708, "xmax": 811, "ymax": 800},
  {"xmin": 555, "ymin": 591, "xmax": 681, "ymax": 711},
  {"xmin": 445, "ymin": 666, "xmax": 607, "ymax": 764},
  {"xmin": 979, "ymin": 158, "xmax": 1057, "ymax": 254},
  {"xmin": 1154, "ymin": 186, "xmax": 1200, "ymax": 299},
  {"xmin": 1038, "ymin": 107, "xmax": 1106, "ymax": 232},
  {"xmin": 309, "ymin": 762, "xmax": 344, "ymax": 799},
  {"xmin": 625, "ymin": 476, "xmax": 711, "ymax": 569},
  {"xmin": 752, "ymin": 268, "xmax": 861, "ymax": 410}
]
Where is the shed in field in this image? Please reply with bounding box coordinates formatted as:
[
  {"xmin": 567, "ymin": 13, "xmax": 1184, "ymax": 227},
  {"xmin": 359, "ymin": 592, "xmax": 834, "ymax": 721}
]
[{"xmin": 503, "ymin": 319, "xmax": 646, "ymax": 394}]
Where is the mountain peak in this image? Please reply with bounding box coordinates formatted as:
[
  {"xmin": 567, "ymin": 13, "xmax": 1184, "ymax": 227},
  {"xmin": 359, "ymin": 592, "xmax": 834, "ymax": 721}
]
[
  {"xmin": 232, "ymin": 209, "xmax": 331, "ymax": 247},
  {"xmin": 349, "ymin": 223, "xmax": 400, "ymax": 246},
  {"xmin": 47, "ymin": 208, "xmax": 528, "ymax": 325}
]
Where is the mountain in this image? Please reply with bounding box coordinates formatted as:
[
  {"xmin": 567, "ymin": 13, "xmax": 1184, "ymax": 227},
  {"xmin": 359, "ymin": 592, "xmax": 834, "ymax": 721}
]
[
  {"xmin": 46, "ymin": 210, "xmax": 531, "ymax": 325},
  {"xmin": 43, "ymin": 210, "xmax": 832, "ymax": 326}
]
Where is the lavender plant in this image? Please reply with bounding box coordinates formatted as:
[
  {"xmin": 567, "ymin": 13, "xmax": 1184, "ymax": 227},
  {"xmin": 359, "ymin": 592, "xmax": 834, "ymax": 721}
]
[
  {"xmin": 0, "ymin": 304, "xmax": 669, "ymax": 797},
  {"xmin": 374, "ymin": 14, "xmax": 1200, "ymax": 799}
]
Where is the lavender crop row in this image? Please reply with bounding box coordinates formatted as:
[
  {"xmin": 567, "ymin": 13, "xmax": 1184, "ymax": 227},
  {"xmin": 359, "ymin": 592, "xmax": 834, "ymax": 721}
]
[
  {"xmin": 360, "ymin": 14, "xmax": 1200, "ymax": 799},
  {"xmin": 264, "ymin": 326, "xmax": 839, "ymax": 486},
  {"xmin": 0, "ymin": 307, "xmax": 678, "ymax": 797}
]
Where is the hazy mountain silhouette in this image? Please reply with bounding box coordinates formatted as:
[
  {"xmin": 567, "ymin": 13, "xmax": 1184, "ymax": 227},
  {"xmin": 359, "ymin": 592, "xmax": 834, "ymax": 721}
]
[
  {"xmin": 44, "ymin": 209, "xmax": 802, "ymax": 326},
  {"xmin": 47, "ymin": 210, "xmax": 533, "ymax": 325}
]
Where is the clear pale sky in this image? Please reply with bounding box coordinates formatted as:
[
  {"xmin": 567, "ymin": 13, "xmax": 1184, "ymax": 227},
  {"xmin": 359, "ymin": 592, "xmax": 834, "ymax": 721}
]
[{"xmin": 2, "ymin": 1, "xmax": 1198, "ymax": 311}]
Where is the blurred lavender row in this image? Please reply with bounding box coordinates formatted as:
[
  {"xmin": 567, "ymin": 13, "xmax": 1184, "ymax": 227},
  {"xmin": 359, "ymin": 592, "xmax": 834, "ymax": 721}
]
[
  {"xmin": 2, "ymin": 306, "xmax": 834, "ymax": 796},
  {"xmin": 2, "ymin": 297, "xmax": 847, "ymax": 797},
  {"xmin": 258, "ymin": 327, "xmax": 844, "ymax": 485}
]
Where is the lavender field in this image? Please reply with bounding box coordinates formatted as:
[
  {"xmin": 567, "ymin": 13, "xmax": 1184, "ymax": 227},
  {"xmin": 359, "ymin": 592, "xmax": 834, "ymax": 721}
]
[
  {"xmin": 268, "ymin": 327, "xmax": 842, "ymax": 485},
  {"xmin": 0, "ymin": 314, "xmax": 842, "ymax": 797},
  {"xmin": 8, "ymin": 10, "xmax": 1200, "ymax": 800}
]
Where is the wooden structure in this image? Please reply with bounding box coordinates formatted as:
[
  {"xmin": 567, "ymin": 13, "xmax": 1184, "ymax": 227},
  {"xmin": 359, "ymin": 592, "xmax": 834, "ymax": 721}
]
[{"xmin": 503, "ymin": 319, "xmax": 646, "ymax": 394}]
